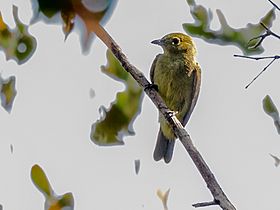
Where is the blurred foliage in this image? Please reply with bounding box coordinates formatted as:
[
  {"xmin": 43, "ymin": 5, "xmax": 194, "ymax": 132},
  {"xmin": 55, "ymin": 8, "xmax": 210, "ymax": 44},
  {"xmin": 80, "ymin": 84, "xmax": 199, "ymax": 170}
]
[
  {"xmin": 90, "ymin": 50, "xmax": 143, "ymax": 145},
  {"xmin": 157, "ymin": 189, "xmax": 170, "ymax": 210},
  {"xmin": 134, "ymin": 159, "xmax": 140, "ymax": 175},
  {"xmin": 89, "ymin": 87, "xmax": 95, "ymax": 98},
  {"xmin": 0, "ymin": 75, "xmax": 17, "ymax": 113},
  {"xmin": 183, "ymin": 0, "xmax": 275, "ymax": 55},
  {"xmin": 31, "ymin": 164, "xmax": 53, "ymax": 197},
  {"xmin": 263, "ymin": 95, "xmax": 280, "ymax": 134},
  {"xmin": 0, "ymin": 6, "xmax": 36, "ymax": 64},
  {"xmin": 270, "ymin": 153, "xmax": 280, "ymax": 167},
  {"xmin": 31, "ymin": 0, "xmax": 117, "ymax": 52},
  {"xmin": 31, "ymin": 164, "xmax": 74, "ymax": 210}
]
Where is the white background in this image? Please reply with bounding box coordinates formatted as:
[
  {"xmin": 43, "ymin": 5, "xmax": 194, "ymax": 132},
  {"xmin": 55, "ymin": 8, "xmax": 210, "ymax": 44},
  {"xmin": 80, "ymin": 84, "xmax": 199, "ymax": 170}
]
[{"xmin": 0, "ymin": 0, "xmax": 280, "ymax": 210}]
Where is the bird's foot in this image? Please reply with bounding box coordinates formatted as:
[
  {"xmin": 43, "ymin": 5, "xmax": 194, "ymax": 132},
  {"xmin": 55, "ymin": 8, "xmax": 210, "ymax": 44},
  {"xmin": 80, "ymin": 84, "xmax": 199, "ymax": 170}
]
[
  {"xmin": 144, "ymin": 83, "xmax": 158, "ymax": 92},
  {"xmin": 167, "ymin": 110, "xmax": 178, "ymax": 118}
]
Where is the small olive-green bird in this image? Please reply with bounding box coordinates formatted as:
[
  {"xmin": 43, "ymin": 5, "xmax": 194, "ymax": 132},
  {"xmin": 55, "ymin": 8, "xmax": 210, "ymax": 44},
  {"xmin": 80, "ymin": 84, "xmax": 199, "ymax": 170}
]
[{"xmin": 150, "ymin": 32, "xmax": 201, "ymax": 163}]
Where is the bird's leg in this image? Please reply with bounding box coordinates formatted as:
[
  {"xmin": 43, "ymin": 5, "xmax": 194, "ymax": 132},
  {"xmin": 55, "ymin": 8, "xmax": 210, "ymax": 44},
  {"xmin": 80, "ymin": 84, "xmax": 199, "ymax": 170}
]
[{"xmin": 144, "ymin": 83, "xmax": 159, "ymax": 92}]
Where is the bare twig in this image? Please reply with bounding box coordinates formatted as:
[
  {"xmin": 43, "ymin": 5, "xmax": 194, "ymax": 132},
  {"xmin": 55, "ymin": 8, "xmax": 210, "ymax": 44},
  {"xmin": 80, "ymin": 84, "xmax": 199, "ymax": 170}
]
[
  {"xmin": 248, "ymin": 22, "xmax": 280, "ymax": 49},
  {"xmin": 260, "ymin": 22, "xmax": 280, "ymax": 39},
  {"xmin": 244, "ymin": 58, "xmax": 276, "ymax": 88},
  {"xmin": 234, "ymin": 54, "xmax": 277, "ymax": 60},
  {"xmin": 193, "ymin": 200, "xmax": 219, "ymax": 208},
  {"xmin": 234, "ymin": 54, "xmax": 280, "ymax": 88},
  {"xmin": 268, "ymin": 0, "xmax": 280, "ymax": 11},
  {"xmin": 73, "ymin": 2, "xmax": 236, "ymax": 210}
]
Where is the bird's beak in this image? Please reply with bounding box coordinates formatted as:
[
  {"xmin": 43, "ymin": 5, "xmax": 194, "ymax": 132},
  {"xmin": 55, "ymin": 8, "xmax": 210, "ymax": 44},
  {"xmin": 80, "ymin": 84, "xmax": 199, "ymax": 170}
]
[{"xmin": 151, "ymin": 39, "xmax": 162, "ymax": 46}]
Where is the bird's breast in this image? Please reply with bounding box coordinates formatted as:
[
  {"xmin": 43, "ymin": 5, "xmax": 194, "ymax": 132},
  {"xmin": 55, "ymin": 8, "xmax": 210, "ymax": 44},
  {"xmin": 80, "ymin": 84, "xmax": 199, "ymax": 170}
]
[{"xmin": 154, "ymin": 56, "xmax": 195, "ymax": 119}]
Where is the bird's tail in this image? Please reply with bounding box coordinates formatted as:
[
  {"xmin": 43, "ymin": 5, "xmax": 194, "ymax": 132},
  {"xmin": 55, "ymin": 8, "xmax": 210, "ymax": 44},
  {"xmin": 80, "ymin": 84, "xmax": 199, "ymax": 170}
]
[{"xmin": 153, "ymin": 129, "xmax": 175, "ymax": 163}]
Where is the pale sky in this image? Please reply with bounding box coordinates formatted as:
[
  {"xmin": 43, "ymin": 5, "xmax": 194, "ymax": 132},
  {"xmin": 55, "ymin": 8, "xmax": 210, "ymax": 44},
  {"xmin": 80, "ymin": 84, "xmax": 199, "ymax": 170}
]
[{"xmin": 0, "ymin": 0, "xmax": 280, "ymax": 210}]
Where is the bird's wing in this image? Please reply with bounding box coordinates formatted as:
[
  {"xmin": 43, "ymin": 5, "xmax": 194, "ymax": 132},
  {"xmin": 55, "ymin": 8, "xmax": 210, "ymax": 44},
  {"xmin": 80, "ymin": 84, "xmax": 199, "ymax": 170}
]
[
  {"xmin": 150, "ymin": 54, "xmax": 161, "ymax": 84},
  {"xmin": 182, "ymin": 63, "xmax": 202, "ymax": 126}
]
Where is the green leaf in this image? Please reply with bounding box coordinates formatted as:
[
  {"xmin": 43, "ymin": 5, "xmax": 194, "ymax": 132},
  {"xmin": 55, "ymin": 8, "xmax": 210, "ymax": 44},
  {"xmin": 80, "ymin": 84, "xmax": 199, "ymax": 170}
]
[
  {"xmin": 90, "ymin": 50, "xmax": 143, "ymax": 145},
  {"xmin": 44, "ymin": 193, "xmax": 74, "ymax": 210},
  {"xmin": 31, "ymin": 164, "xmax": 75, "ymax": 210},
  {"xmin": 183, "ymin": 0, "xmax": 275, "ymax": 55},
  {"xmin": 263, "ymin": 95, "xmax": 279, "ymax": 119},
  {"xmin": 0, "ymin": 6, "xmax": 37, "ymax": 64},
  {"xmin": 58, "ymin": 192, "xmax": 74, "ymax": 208},
  {"xmin": 0, "ymin": 75, "xmax": 17, "ymax": 113},
  {"xmin": 30, "ymin": 164, "xmax": 53, "ymax": 197},
  {"xmin": 263, "ymin": 95, "xmax": 280, "ymax": 134}
]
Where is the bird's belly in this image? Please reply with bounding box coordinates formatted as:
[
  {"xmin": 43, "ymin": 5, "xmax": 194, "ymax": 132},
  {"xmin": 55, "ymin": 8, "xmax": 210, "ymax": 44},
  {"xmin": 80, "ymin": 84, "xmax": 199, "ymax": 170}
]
[
  {"xmin": 153, "ymin": 59, "xmax": 195, "ymax": 139},
  {"xmin": 154, "ymin": 68, "xmax": 193, "ymax": 119}
]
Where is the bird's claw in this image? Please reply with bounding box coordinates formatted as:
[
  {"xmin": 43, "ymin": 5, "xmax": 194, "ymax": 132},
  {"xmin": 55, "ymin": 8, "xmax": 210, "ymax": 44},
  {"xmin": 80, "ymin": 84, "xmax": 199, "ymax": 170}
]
[
  {"xmin": 167, "ymin": 110, "xmax": 178, "ymax": 118},
  {"xmin": 144, "ymin": 83, "xmax": 159, "ymax": 92}
]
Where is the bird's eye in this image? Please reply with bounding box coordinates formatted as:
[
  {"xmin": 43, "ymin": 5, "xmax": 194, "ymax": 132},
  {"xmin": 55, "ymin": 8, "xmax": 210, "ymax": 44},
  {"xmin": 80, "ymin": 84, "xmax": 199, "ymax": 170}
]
[{"xmin": 171, "ymin": 37, "xmax": 180, "ymax": 45}]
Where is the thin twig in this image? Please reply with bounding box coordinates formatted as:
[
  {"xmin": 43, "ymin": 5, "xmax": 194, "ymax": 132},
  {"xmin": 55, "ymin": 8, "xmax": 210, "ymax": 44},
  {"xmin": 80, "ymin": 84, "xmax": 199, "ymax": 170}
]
[
  {"xmin": 248, "ymin": 22, "xmax": 280, "ymax": 49},
  {"xmin": 234, "ymin": 54, "xmax": 277, "ymax": 60},
  {"xmin": 73, "ymin": 2, "xmax": 236, "ymax": 210},
  {"xmin": 193, "ymin": 200, "xmax": 219, "ymax": 208},
  {"xmin": 268, "ymin": 0, "xmax": 280, "ymax": 11},
  {"xmin": 260, "ymin": 22, "xmax": 280, "ymax": 39},
  {"xmin": 234, "ymin": 54, "xmax": 280, "ymax": 88},
  {"xmin": 245, "ymin": 58, "xmax": 276, "ymax": 88}
]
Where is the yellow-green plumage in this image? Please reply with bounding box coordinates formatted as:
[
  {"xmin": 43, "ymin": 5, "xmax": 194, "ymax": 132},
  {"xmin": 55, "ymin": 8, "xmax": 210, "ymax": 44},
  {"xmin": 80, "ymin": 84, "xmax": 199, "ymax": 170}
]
[{"xmin": 150, "ymin": 33, "xmax": 201, "ymax": 163}]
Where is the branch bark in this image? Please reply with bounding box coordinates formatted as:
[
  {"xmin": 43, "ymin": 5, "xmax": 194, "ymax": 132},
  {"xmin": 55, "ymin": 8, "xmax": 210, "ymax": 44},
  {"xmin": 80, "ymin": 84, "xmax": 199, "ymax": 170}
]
[{"xmin": 72, "ymin": 2, "xmax": 236, "ymax": 210}]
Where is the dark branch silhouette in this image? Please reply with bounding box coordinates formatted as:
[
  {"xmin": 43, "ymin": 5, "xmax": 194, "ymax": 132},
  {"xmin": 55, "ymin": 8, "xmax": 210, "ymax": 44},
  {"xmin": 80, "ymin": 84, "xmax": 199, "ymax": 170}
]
[
  {"xmin": 268, "ymin": 0, "xmax": 280, "ymax": 11},
  {"xmin": 235, "ymin": 1, "xmax": 280, "ymax": 88},
  {"xmin": 193, "ymin": 200, "xmax": 220, "ymax": 208},
  {"xmin": 248, "ymin": 22, "xmax": 280, "ymax": 49},
  {"xmin": 234, "ymin": 54, "xmax": 280, "ymax": 88}
]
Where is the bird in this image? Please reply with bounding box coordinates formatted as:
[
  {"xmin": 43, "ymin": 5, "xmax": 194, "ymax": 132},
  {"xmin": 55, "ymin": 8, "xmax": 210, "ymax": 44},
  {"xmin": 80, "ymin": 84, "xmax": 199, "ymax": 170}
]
[{"xmin": 150, "ymin": 32, "xmax": 201, "ymax": 163}]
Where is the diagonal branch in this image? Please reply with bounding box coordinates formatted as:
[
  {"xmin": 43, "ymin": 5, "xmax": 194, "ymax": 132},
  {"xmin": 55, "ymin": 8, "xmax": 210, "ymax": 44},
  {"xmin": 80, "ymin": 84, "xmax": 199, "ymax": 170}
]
[
  {"xmin": 268, "ymin": 0, "xmax": 280, "ymax": 11},
  {"xmin": 234, "ymin": 54, "xmax": 280, "ymax": 88},
  {"xmin": 72, "ymin": 2, "xmax": 236, "ymax": 210},
  {"xmin": 245, "ymin": 58, "xmax": 276, "ymax": 88}
]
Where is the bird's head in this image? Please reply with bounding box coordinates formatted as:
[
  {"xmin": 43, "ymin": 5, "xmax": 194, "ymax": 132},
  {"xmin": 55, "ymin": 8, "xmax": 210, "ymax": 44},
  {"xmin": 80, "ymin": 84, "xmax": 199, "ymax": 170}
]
[{"xmin": 151, "ymin": 33, "xmax": 196, "ymax": 56}]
